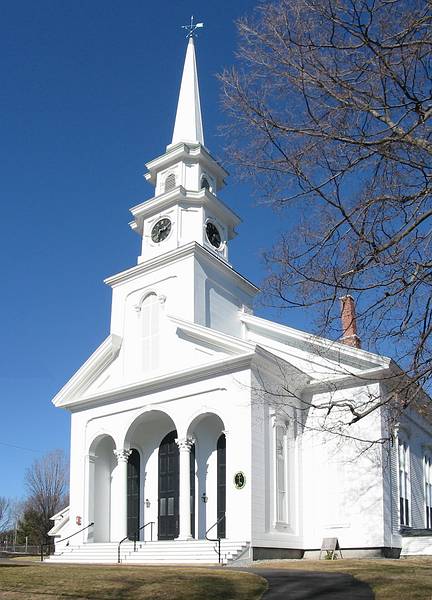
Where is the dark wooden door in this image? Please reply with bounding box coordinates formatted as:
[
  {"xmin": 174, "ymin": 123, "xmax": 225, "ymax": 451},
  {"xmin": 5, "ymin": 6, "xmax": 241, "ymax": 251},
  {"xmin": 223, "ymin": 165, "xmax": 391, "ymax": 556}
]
[
  {"xmin": 127, "ymin": 449, "xmax": 140, "ymax": 539},
  {"xmin": 158, "ymin": 430, "xmax": 179, "ymax": 540},
  {"xmin": 217, "ymin": 434, "xmax": 226, "ymax": 538}
]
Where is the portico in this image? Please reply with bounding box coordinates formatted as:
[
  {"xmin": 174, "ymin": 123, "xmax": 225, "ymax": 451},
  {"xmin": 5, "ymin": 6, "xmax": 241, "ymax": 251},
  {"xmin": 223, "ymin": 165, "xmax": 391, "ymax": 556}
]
[{"xmin": 84, "ymin": 408, "xmax": 229, "ymax": 544}]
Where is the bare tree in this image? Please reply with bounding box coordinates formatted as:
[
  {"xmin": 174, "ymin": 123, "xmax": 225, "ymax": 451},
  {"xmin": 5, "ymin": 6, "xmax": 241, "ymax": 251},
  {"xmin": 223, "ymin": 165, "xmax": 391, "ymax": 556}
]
[
  {"xmin": 220, "ymin": 0, "xmax": 432, "ymax": 424},
  {"xmin": 0, "ymin": 497, "xmax": 11, "ymax": 533},
  {"xmin": 22, "ymin": 450, "xmax": 68, "ymax": 543}
]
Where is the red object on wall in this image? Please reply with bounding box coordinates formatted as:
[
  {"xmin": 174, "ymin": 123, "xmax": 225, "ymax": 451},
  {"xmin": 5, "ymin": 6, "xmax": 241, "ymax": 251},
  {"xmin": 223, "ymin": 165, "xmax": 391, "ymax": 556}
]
[{"xmin": 76, "ymin": 516, "xmax": 82, "ymax": 526}]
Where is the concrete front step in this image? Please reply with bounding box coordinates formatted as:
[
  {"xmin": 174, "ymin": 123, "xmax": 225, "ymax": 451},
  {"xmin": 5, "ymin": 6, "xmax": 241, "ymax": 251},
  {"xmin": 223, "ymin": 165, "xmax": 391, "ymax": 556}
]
[{"xmin": 48, "ymin": 540, "xmax": 249, "ymax": 565}]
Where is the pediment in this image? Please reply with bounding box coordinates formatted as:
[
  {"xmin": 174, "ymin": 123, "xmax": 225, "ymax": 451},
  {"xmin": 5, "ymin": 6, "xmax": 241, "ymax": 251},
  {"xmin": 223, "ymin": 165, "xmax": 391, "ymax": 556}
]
[{"xmin": 52, "ymin": 335, "xmax": 122, "ymax": 408}]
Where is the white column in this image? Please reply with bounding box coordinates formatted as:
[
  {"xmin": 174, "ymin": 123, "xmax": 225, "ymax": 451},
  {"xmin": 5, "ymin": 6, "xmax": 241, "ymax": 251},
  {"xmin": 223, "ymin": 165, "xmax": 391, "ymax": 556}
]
[
  {"xmin": 176, "ymin": 437, "xmax": 195, "ymax": 540},
  {"xmin": 112, "ymin": 449, "xmax": 131, "ymax": 541},
  {"xmin": 85, "ymin": 454, "xmax": 96, "ymax": 542}
]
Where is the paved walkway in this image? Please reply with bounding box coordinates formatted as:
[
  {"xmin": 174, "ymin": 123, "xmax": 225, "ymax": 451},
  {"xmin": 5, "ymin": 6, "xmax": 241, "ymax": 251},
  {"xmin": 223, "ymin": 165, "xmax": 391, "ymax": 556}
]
[{"xmin": 242, "ymin": 568, "xmax": 374, "ymax": 599}]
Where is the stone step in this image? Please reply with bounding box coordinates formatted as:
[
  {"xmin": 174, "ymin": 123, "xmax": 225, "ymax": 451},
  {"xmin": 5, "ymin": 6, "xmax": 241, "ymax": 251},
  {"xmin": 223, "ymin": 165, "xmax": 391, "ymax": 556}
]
[{"xmin": 48, "ymin": 540, "xmax": 249, "ymax": 565}]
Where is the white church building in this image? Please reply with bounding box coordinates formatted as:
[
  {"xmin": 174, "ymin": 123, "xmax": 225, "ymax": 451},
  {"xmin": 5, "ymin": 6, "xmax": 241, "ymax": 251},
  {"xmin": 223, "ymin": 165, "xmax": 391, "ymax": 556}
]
[{"xmin": 48, "ymin": 32, "xmax": 432, "ymax": 564}]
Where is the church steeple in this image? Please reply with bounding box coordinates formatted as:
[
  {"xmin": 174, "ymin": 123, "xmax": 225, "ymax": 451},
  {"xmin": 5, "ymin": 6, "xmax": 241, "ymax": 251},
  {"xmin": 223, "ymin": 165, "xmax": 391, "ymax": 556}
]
[
  {"xmin": 170, "ymin": 36, "xmax": 204, "ymax": 148},
  {"xmin": 129, "ymin": 26, "xmax": 241, "ymax": 267}
]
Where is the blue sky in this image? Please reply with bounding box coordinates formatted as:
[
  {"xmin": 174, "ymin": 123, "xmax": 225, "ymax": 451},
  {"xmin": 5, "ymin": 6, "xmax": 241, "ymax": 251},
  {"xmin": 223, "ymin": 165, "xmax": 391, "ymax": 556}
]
[{"xmin": 0, "ymin": 1, "xmax": 304, "ymax": 500}]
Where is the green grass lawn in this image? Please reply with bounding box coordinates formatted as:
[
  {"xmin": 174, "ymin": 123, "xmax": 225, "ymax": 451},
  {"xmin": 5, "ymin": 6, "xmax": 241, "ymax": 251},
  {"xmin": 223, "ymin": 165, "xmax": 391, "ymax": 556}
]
[
  {"xmin": 1, "ymin": 557, "xmax": 431, "ymax": 599},
  {"xmin": 256, "ymin": 557, "xmax": 432, "ymax": 600},
  {"xmin": 0, "ymin": 563, "xmax": 267, "ymax": 600}
]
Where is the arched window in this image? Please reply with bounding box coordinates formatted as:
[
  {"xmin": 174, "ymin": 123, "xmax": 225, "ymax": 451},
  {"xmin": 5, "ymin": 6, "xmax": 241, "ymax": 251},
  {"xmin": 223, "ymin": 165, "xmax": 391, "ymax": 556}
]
[
  {"xmin": 141, "ymin": 293, "xmax": 160, "ymax": 371},
  {"xmin": 164, "ymin": 173, "xmax": 176, "ymax": 193},
  {"xmin": 275, "ymin": 425, "xmax": 288, "ymax": 524},
  {"xmin": 201, "ymin": 176, "xmax": 210, "ymax": 191},
  {"xmin": 398, "ymin": 438, "xmax": 410, "ymax": 526}
]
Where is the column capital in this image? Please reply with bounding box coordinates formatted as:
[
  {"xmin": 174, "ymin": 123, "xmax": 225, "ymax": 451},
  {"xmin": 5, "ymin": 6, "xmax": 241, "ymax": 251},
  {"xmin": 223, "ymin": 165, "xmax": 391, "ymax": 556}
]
[
  {"xmin": 113, "ymin": 448, "xmax": 132, "ymax": 463},
  {"xmin": 175, "ymin": 437, "xmax": 195, "ymax": 452}
]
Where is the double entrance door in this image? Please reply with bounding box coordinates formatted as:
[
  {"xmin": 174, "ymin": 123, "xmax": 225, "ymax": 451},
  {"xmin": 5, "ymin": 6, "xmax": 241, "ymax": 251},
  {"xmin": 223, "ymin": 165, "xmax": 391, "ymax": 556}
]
[
  {"xmin": 158, "ymin": 431, "xmax": 180, "ymax": 539},
  {"xmin": 157, "ymin": 430, "xmax": 197, "ymax": 539}
]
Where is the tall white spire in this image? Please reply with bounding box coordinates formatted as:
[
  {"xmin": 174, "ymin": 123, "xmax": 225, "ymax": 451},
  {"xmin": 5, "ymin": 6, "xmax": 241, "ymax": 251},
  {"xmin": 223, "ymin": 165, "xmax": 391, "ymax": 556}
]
[{"xmin": 171, "ymin": 36, "xmax": 204, "ymax": 147}]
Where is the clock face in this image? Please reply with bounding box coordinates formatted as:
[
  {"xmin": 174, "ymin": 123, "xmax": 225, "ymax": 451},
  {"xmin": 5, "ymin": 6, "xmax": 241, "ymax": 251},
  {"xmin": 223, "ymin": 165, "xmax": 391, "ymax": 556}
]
[
  {"xmin": 151, "ymin": 218, "xmax": 171, "ymax": 243},
  {"xmin": 206, "ymin": 221, "xmax": 222, "ymax": 249}
]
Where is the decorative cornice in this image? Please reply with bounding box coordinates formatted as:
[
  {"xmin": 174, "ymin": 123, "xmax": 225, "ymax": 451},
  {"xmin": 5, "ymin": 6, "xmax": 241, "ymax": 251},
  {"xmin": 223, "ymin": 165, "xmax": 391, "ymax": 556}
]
[
  {"xmin": 169, "ymin": 314, "xmax": 256, "ymax": 355},
  {"xmin": 305, "ymin": 366, "xmax": 392, "ymax": 393},
  {"xmin": 145, "ymin": 142, "xmax": 228, "ymax": 186},
  {"xmin": 104, "ymin": 242, "xmax": 259, "ymax": 297},
  {"xmin": 129, "ymin": 187, "xmax": 241, "ymax": 237},
  {"xmin": 61, "ymin": 351, "xmax": 256, "ymax": 411},
  {"xmin": 240, "ymin": 312, "xmax": 392, "ymax": 370}
]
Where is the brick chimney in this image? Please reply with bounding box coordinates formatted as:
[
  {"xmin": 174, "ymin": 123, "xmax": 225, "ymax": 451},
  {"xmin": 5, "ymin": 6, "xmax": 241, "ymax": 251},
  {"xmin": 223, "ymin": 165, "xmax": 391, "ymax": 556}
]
[{"xmin": 340, "ymin": 295, "xmax": 361, "ymax": 348}]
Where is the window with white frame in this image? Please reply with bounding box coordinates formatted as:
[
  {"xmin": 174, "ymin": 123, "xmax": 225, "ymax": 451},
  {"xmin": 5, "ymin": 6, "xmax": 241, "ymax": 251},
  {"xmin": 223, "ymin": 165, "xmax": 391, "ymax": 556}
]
[
  {"xmin": 425, "ymin": 456, "xmax": 432, "ymax": 529},
  {"xmin": 398, "ymin": 439, "xmax": 410, "ymax": 527},
  {"xmin": 140, "ymin": 293, "xmax": 159, "ymax": 371},
  {"xmin": 275, "ymin": 424, "xmax": 288, "ymax": 524}
]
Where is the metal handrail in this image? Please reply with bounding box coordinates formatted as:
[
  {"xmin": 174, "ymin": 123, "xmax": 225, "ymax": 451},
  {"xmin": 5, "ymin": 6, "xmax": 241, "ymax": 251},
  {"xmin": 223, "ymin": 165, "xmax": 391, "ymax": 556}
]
[
  {"xmin": 117, "ymin": 534, "xmax": 129, "ymax": 564},
  {"xmin": 118, "ymin": 521, "xmax": 155, "ymax": 563},
  {"xmin": 205, "ymin": 514, "xmax": 225, "ymax": 564},
  {"xmin": 40, "ymin": 522, "xmax": 94, "ymax": 562},
  {"xmin": 132, "ymin": 521, "xmax": 155, "ymax": 552}
]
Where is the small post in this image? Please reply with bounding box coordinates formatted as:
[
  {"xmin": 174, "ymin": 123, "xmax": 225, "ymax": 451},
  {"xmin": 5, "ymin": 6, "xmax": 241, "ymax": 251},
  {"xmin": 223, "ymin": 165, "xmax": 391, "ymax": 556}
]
[{"xmin": 25, "ymin": 536, "xmax": 28, "ymax": 554}]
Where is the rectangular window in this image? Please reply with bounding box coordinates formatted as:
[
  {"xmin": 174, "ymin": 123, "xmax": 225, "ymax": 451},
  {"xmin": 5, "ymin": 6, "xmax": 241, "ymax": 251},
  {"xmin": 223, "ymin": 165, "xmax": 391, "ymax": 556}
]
[
  {"xmin": 425, "ymin": 456, "xmax": 432, "ymax": 529},
  {"xmin": 275, "ymin": 425, "xmax": 288, "ymax": 524},
  {"xmin": 398, "ymin": 439, "xmax": 410, "ymax": 527}
]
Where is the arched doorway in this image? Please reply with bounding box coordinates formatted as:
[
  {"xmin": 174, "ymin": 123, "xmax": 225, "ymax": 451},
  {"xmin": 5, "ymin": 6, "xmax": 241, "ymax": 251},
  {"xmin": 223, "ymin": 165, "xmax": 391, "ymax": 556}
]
[
  {"xmin": 158, "ymin": 430, "xmax": 179, "ymax": 539},
  {"xmin": 88, "ymin": 435, "xmax": 116, "ymax": 543},
  {"xmin": 187, "ymin": 413, "xmax": 226, "ymax": 538},
  {"xmin": 127, "ymin": 449, "xmax": 140, "ymax": 539},
  {"xmin": 217, "ymin": 433, "xmax": 226, "ymax": 538}
]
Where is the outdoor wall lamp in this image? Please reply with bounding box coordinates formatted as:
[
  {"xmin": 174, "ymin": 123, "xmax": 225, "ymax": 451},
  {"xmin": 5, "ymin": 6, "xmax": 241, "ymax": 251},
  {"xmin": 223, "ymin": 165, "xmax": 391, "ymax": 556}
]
[
  {"xmin": 145, "ymin": 499, "xmax": 150, "ymax": 508},
  {"xmin": 201, "ymin": 492, "xmax": 208, "ymax": 503}
]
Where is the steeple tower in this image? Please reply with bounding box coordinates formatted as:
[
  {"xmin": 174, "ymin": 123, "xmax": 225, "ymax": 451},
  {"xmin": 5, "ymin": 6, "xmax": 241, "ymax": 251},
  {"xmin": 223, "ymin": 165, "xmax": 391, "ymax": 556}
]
[
  {"xmin": 105, "ymin": 25, "xmax": 257, "ymax": 344},
  {"xmin": 128, "ymin": 30, "xmax": 243, "ymax": 267},
  {"xmin": 170, "ymin": 36, "xmax": 204, "ymax": 148}
]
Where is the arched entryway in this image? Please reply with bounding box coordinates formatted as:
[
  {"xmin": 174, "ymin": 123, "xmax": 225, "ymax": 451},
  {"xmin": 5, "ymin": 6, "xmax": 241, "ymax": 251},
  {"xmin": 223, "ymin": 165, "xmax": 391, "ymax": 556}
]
[
  {"xmin": 88, "ymin": 434, "xmax": 116, "ymax": 543},
  {"xmin": 187, "ymin": 413, "xmax": 226, "ymax": 539},
  {"xmin": 124, "ymin": 410, "xmax": 179, "ymax": 541}
]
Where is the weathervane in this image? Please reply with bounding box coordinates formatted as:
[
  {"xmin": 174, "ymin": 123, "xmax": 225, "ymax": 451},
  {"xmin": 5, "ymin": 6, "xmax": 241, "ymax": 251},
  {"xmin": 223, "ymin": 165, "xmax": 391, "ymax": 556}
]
[{"xmin": 182, "ymin": 16, "xmax": 204, "ymax": 38}]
